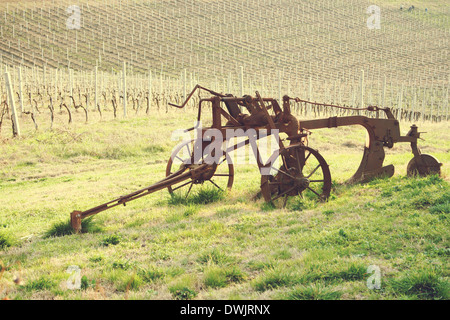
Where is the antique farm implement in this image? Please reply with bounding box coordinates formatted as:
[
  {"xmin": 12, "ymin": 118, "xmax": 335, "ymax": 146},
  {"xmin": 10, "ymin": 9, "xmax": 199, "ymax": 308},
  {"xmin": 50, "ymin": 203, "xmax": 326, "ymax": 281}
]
[{"xmin": 70, "ymin": 85, "xmax": 441, "ymax": 232}]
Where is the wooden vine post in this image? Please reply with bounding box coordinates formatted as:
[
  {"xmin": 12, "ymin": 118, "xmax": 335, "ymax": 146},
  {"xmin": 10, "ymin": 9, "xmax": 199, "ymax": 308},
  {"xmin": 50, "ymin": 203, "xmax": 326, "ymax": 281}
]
[
  {"xmin": 360, "ymin": 69, "xmax": 364, "ymax": 115},
  {"xmin": 4, "ymin": 71, "xmax": 21, "ymax": 137},
  {"xmin": 18, "ymin": 66, "xmax": 24, "ymax": 113},
  {"xmin": 148, "ymin": 67, "xmax": 152, "ymax": 111},
  {"xmin": 123, "ymin": 61, "xmax": 127, "ymax": 118},
  {"xmin": 95, "ymin": 65, "xmax": 98, "ymax": 112}
]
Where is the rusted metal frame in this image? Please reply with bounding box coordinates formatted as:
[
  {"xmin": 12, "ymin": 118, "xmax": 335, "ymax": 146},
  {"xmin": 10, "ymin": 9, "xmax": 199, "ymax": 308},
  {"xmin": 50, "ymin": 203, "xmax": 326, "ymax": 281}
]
[
  {"xmin": 299, "ymin": 116, "xmax": 404, "ymax": 182},
  {"xmin": 223, "ymin": 128, "xmax": 279, "ymax": 154},
  {"xmin": 300, "ymin": 116, "xmax": 401, "ymax": 138},
  {"xmin": 194, "ymin": 97, "xmax": 223, "ymax": 165},
  {"xmin": 248, "ymin": 130, "xmax": 270, "ymax": 170},
  {"xmin": 221, "ymin": 96, "xmax": 275, "ymax": 104},
  {"xmin": 401, "ymin": 125, "xmax": 437, "ymax": 174},
  {"xmin": 218, "ymin": 107, "xmax": 241, "ymax": 127},
  {"xmin": 71, "ymin": 167, "xmax": 187, "ymax": 219},
  {"xmin": 404, "ymin": 125, "xmax": 421, "ymax": 158},
  {"xmin": 68, "ymin": 85, "xmax": 443, "ymax": 232},
  {"xmin": 197, "ymin": 121, "xmax": 280, "ymax": 172},
  {"xmin": 193, "ymin": 98, "xmax": 242, "ymax": 129},
  {"xmin": 287, "ymin": 96, "xmax": 397, "ymax": 120},
  {"xmin": 255, "ymin": 92, "xmax": 278, "ymax": 132},
  {"xmin": 196, "ymin": 97, "xmax": 242, "ymax": 165},
  {"xmin": 211, "ymin": 96, "xmax": 222, "ymax": 129},
  {"xmin": 169, "ymin": 86, "xmax": 276, "ymax": 110},
  {"xmin": 284, "ymin": 143, "xmax": 306, "ymax": 176},
  {"xmin": 300, "ymin": 116, "xmax": 420, "ymax": 145},
  {"xmin": 178, "ymin": 99, "xmax": 209, "ymax": 133},
  {"xmin": 196, "ymin": 125, "xmax": 277, "ymax": 158},
  {"xmin": 282, "ymin": 96, "xmax": 292, "ymax": 115},
  {"xmin": 254, "ymin": 91, "xmax": 289, "ymax": 172},
  {"xmin": 70, "ymin": 164, "xmax": 209, "ymax": 232},
  {"xmin": 168, "ymin": 85, "xmax": 227, "ymax": 109},
  {"xmin": 200, "ymin": 97, "xmax": 279, "ymax": 154},
  {"xmin": 255, "ymin": 93, "xmax": 285, "ymax": 147}
]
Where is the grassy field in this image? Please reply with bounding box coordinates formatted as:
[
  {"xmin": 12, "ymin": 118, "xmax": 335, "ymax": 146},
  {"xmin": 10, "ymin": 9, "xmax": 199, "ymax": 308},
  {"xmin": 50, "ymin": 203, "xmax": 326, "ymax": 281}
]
[{"xmin": 0, "ymin": 110, "xmax": 449, "ymax": 300}]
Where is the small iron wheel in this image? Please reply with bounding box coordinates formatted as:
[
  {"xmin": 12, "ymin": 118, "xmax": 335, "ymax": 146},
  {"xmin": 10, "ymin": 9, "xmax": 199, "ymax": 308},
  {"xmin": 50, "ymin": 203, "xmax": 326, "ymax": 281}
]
[
  {"xmin": 407, "ymin": 154, "xmax": 441, "ymax": 177},
  {"xmin": 166, "ymin": 139, "xmax": 234, "ymax": 198},
  {"xmin": 260, "ymin": 145, "xmax": 332, "ymax": 206}
]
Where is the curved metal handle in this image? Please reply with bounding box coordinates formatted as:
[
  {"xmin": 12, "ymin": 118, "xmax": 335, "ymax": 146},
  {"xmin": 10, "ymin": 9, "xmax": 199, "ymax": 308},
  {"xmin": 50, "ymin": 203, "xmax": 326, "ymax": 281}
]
[
  {"xmin": 168, "ymin": 84, "xmax": 200, "ymax": 109},
  {"xmin": 169, "ymin": 85, "xmax": 227, "ymax": 109}
]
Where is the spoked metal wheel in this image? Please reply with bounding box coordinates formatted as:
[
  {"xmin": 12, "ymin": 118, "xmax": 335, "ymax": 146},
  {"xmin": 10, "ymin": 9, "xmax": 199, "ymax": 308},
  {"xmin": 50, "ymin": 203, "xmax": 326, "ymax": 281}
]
[
  {"xmin": 260, "ymin": 144, "xmax": 332, "ymax": 206},
  {"xmin": 166, "ymin": 139, "xmax": 234, "ymax": 198}
]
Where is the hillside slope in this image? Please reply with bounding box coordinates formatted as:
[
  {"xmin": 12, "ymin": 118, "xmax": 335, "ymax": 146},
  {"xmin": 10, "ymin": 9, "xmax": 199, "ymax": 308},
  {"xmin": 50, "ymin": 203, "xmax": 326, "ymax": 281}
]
[
  {"xmin": 0, "ymin": 112, "xmax": 448, "ymax": 300},
  {"xmin": 0, "ymin": 0, "xmax": 448, "ymax": 87}
]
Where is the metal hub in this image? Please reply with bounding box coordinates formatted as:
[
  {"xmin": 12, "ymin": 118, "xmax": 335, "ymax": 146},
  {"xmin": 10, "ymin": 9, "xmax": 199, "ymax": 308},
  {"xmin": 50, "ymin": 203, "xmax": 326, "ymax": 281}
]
[
  {"xmin": 296, "ymin": 177, "xmax": 310, "ymax": 189},
  {"xmin": 188, "ymin": 163, "xmax": 217, "ymax": 182}
]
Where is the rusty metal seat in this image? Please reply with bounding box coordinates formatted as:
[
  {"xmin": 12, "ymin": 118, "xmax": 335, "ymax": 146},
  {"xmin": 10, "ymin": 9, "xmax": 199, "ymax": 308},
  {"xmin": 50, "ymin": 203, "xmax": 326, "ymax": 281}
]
[{"xmin": 223, "ymin": 94, "xmax": 242, "ymax": 119}]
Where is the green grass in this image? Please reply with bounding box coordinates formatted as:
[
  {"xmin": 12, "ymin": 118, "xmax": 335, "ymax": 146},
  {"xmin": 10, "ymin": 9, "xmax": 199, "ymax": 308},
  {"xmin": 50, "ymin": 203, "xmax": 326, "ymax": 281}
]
[
  {"xmin": 116, "ymin": 275, "xmax": 143, "ymax": 292},
  {"xmin": 197, "ymin": 248, "xmax": 236, "ymax": 266},
  {"xmin": 281, "ymin": 283, "xmax": 343, "ymax": 300},
  {"xmin": 80, "ymin": 276, "xmax": 96, "ymax": 291},
  {"xmin": 203, "ymin": 266, "xmax": 247, "ymax": 288},
  {"xmin": 23, "ymin": 277, "xmax": 56, "ymax": 292},
  {"xmin": 100, "ymin": 234, "xmax": 122, "ymax": 246},
  {"xmin": 0, "ymin": 113, "xmax": 448, "ymax": 300},
  {"xmin": 168, "ymin": 187, "xmax": 225, "ymax": 206},
  {"xmin": 168, "ymin": 275, "xmax": 198, "ymax": 300},
  {"xmin": 0, "ymin": 231, "xmax": 15, "ymax": 249},
  {"xmin": 44, "ymin": 217, "xmax": 102, "ymax": 238},
  {"xmin": 253, "ymin": 266, "xmax": 300, "ymax": 292},
  {"xmin": 387, "ymin": 268, "xmax": 449, "ymax": 300},
  {"xmin": 138, "ymin": 266, "xmax": 166, "ymax": 283}
]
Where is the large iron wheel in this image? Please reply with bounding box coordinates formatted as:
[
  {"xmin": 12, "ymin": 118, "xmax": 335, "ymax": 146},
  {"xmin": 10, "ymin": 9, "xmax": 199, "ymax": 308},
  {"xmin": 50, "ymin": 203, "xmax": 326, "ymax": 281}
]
[
  {"xmin": 407, "ymin": 154, "xmax": 441, "ymax": 177},
  {"xmin": 260, "ymin": 144, "xmax": 332, "ymax": 206},
  {"xmin": 166, "ymin": 139, "xmax": 234, "ymax": 199}
]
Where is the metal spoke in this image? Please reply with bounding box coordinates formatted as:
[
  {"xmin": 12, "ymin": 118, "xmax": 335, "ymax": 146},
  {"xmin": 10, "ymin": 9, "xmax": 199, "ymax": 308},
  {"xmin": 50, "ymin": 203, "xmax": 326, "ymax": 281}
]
[
  {"xmin": 218, "ymin": 155, "xmax": 227, "ymax": 165},
  {"xmin": 185, "ymin": 182, "xmax": 194, "ymax": 199},
  {"xmin": 304, "ymin": 151, "xmax": 312, "ymax": 163},
  {"xmin": 272, "ymin": 186, "xmax": 297, "ymax": 201},
  {"xmin": 172, "ymin": 180, "xmax": 193, "ymax": 192},
  {"xmin": 306, "ymin": 164, "xmax": 321, "ymax": 178},
  {"xmin": 272, "ymin": 166, "xmax": 297, "ymax": 180},
  {"xmin": 281, "ymin": 154, "xmax": 289, "ymax": 172},
  {"xmin": 282, "ymin": 195, "xmax": 288, "ymax": 208},
  {"xmin": 306, "ymin": 186, "xmax": 321, "ymax": 197},
  {"xmin": 175, "ymin": 155, "xmax": 184, "ymax": 163},
  {"xmin": 186, "ymin": 142, "xmax": 191, "ymax": 155},
  {"xmin": 208, "ymin": 179, "xmax": 223, "ymax": 191},
  {"xmin": 214, "ymin": 173, "xmax": 231, "ymax": 177},
  {"xmin": 295, "ymin": 148, "xmax": 302, "ymax": 171},
  {"xmin": 309, "ymin": 179, "xmax": 324, "ymax": 183}
]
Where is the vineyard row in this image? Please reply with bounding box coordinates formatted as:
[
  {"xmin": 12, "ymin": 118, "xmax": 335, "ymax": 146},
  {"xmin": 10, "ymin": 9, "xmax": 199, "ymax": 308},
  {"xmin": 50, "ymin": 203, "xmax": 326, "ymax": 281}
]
[{"xmin": 0, "ymin": 63, "xmax": 448, "ymax": 138}]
